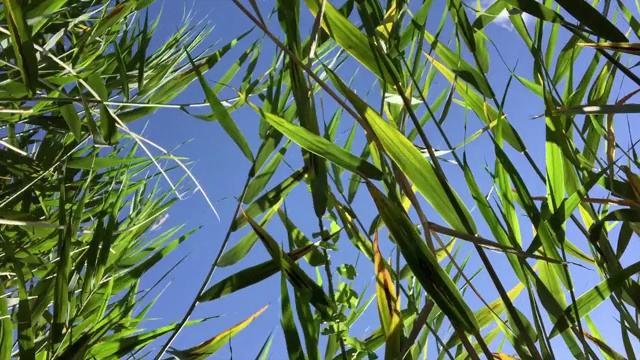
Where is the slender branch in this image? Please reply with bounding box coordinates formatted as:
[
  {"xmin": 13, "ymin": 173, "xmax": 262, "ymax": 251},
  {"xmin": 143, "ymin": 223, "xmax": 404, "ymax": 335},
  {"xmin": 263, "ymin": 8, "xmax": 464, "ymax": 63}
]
[
  {"xmin": 0, "ymin": 96, "xmax": 243, "ymax": 109},
  {"xmin": 154, "ymin": 172, "xmax": 254, "ymax": 359}
]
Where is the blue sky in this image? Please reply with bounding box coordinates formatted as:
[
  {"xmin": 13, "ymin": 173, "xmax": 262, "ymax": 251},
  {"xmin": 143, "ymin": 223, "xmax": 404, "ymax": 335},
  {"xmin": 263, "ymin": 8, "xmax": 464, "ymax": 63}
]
[{"xmin": 130, "ymin": 1, "xmax": 639, "ymax": 359}]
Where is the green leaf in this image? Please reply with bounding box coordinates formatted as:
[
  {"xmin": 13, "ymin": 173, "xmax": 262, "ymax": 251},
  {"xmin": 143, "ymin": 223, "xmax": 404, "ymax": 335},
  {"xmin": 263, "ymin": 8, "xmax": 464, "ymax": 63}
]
[
  {"xmin": 472, "ymin": 0, "xmax": 507, "ymax": 29},
  {"xmin": 12, "ymin": 260, "xmax": 35, "ymax": 360},
  {"xmin": 66, "ymin": 156, "xmax": 149, "ymax": 170},
  {"xmin": 218, "ymin": 198, "xmax": 282, "ymax": 267},
  {"xmin": 280, "ymin": 274, "xmax": 305, "ymax": 360},
  {"xmin": 277, "ymin": 209, "xmax": 327, "ymax": 267},
  {"xmin": 186, "ymin": 50, "xmax": 254, "ymax": 162},
  {"xmin": 168, "ymin": 305, "xmax": 268, "ymax": 359},
  {"xmin": 254, "ymin": 332, "xmax": 275, "ymax": 360},
  {"xmin": 555, "ymin": 103, "xmax": 640, "ymax": 115},
  {"xmin": 303, "ymin": 0, "xmax": 399, "ymax": 84},
  {"xmin": 373, "ymin": 232, "xmax": 403, "ymax": 360},
  {"xmin": 86, "ymin": 73, "xmax": 118, "ymax": 145},
  {"xmin": 241, "ymin": 209, "xmax": 336, "ymax": 320},
  {"xmin": 231, "ymin": 167, "xmax": 307, "ymax": 231},
  {"xmin": 4, "ymin": 0, "xmax": 38, "ymax": 95},
  {"xmin": 278, "ymin": 0, "xmax": 328, "ymax": 218},
  {"xmin": 293, "ymin": 283, "xmax": 321, "ymax": 360},
  {"xmin": 250, "ymin": 104, "xmax": 383, "ymax": 180},
  {"xmin": 89, "ymin": 318, "xmax": 212, "ymax": 358},
  {"xmin": 500, "ymin": 0, "xmax": 564, "ymax": 23},
  {"xmin": 149, "ymin": 29, "xmax": 252, "ymax": 104},
  {"xmin": 244, "ymin": 140, "xmax": 291, "ymax": 204},
  {"xmin": 198, "ymin": 245, "xmax": 314, "ymax": 302},
  {"xmin": 326, "ymin": 68, "xmax": 477, "ymax": 234},
  {"xmin": 52, "ymin": 175, "xmax": 71, "ymax": 346},
  {"xmin": 337, "ymin": 264, "xmax": 357, "ymax": 280},
  {"xmin": 59, "ymin": 103, "xmax": 83, "ymax": 142},
  {"xmin": 446, "ymin": 0, "xmax": 486, "ymax": 73},
  {"xmin": 423, "ymin": 31, "xmax": 493, "ymax": 98},
  {"xmin": 554, "ymin": 0, "xmax": 628, "ymax": 42},
  {"xmin": 0, "ymin": 282, "xmax": 12, "ymax": 360},
  {"xmin": 91, "ymin": 1, "xmax": 136, "ymax": 38},
  {"xmin": 423, "ymin": 52, "xmax": 526, "ymax": 152},
  {"xmin": 550, "ymin": 259, "xmax": 640, "ymax": 338},
  {"xmin": 366, "ymin": 182, "xmax": 479, "ymax": 333}
]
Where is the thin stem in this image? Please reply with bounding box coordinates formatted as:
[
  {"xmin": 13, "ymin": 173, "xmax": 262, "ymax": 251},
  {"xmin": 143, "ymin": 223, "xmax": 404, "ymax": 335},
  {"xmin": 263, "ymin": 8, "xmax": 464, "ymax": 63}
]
[
  {"xmin": 154, "ymin": 171, "xmax": 254, "ymax": 359},
  {"xmin": 0, "ymin": 96, "xmax": 242, "ymax": 109}
]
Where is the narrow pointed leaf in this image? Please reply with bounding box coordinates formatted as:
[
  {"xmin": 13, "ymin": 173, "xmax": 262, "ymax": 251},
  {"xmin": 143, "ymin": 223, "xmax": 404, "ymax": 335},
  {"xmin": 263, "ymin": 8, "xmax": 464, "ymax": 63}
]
[
  {"xmin": 186, "ymin": 50, "xmax": 254, "ymax": 162},
  {"xmin": 168, "ymin": 305, "xmax": 268, "ymax": 359},
  {"xmin": 550, "ymin": 259, "xmax": 640, "ymax": 338},
  {"xmin": 373, "ymin": 231, "xmax": 403, "ymax": 360},
  {"xmin": 241, "ymin": 208, "xmax": 336, "ymax": 320},
  {"xmin": 366, "ymin": 182, "xmax": 479, "ymax": 333},
  {"xmin": 326, "ymin": 69, "xmax": 476, "ymax": 234},
  {"xmin": 198, "ymin": 245, "xmax": 314, "ymax": 302},
  {"xmin": 250, "ymin": 104, "xmax": 383, "ymax": 180},
  {"xmin": 4, "ymin": 0, "xmax": 38, "ymax": 95}
]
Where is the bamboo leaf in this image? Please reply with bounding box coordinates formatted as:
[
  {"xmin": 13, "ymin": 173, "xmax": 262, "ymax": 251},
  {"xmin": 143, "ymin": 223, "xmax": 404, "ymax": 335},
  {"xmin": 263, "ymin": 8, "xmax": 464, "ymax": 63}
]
[
  {"xmin": 244, "ymin": 140, "xmax": 291, "ymax": 204},
  {"xmin": 303, "ymin": 0, "xmax": 398, "ymax": 83},
  {"xmin": 277, "ymin": 209, "xmax": 327, "ymax": 267},
  {"xmin": 231, "ymin": 167, "xmax": 307, "ymax": 231},
  {"xmin": 0, "ymin": 282, "xmax": 12, "ymax": 360},
  {"xmin": 423, "ymin": 31, "xmax": 493, "ymax": 98},
  {"xmin": 500, "ymin": 0, "xmax": 564, "ymax": 23},
  {"xmin": 278, "ymin": 0, "xmax": 328, "ymax": 218},
  {"xmin": 582, "ymin": 330, "xmax": 627, "ymax": 360},
  {"xmin": 326, "ymin": 68, "xmax": 477, "ymax": 234},
  {"xmin": 59, "ymin": 103, "xmax": 83, "ymax": 142},
  {"xmin": 553, "ymin": 0, "xmax": 628, "ymax": 42},
  {"xmin": 373, "ymin": 231, "xmax": 403, "ymax": 360},
  {"xmin": 423, "ymin": 52, "xmax": 525, "ymax": 152},
  {"xmin": 186, "ymin": 50, "xmax": 254, "ymax": 162},
  {"xmin": 293, "ymin": 281, "xmax": 320, "ymax": 360},
  {"xmin": 249, "ymin": 104, "xmax": 383, "ymax": 180},
  {"xmin": 254, "ymin": 332, "xmax": 275, "ymax": 360},
  {"xmin": 12, "ymin": 260, "xmax": 35, "ymax": 360},
  {"xmin": 168, "ymin": 305, "xmax": 268, "ymax": 359},
  {"xmin": 550, "ymin": 259, "xmax": 640, "ymax": 338},
  {"xmin": 241, "ymin": 208, "xmax": 336, "ymax": 320},
  {"xmin": 366, "ymin": 182, "xmax": 479, "ymax": 333},
  {"xmin": 149, "ymin": 29, "xmax": 252, "ymax": 104},
  {"xmin": 4, "ymin": 0, "xmax": 38, "ymax": 95},
  {"xmin": 218, "ymin": 198, "xmax": 283, "ymax": 267},
  {"xmin": 280, "ymin": 274, "xmax": 305, "ymax": 360},
  {"xmin": 198, "ymin": 245, "xmax": 314, "ymax": 302},
  {"xmin": 52, "ymin": 174, "xmax": 71, "ymax": 346},
  {"xmin": 66, "ymin": 155, "xmax": 150, "ymax": 170},
  {"xmin": 579, "ymin": 41, "xmax": 640, "ymax": 55},
  {"xmin": 86, "ymin": 73, "xmax": 118, "ymax": 144},
  {"xmin": 89, "ymin": 318, "xmax": 212, "ymax": 358}
]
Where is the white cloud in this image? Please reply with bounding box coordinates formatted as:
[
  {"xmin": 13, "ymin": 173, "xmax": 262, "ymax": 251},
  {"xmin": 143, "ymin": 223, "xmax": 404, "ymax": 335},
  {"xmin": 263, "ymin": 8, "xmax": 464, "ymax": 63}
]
[
  {"xmin": 151, "ymin": 213, "xmax": 169, "ymax": 231},
  {"xmin": 477, "ymin": 0, "xmax": 536, "ymax": 31}
]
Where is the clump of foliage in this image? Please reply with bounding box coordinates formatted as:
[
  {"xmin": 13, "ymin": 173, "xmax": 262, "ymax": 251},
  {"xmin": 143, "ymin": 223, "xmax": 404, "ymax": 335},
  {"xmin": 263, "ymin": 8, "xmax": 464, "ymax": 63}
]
[
  {"xmin": 1, "ymin": 0, "xmax": 640, "ymax": 359},
  {"xmin": 0, "ymin": 0, "xmax": 246, "ymax": 358}
]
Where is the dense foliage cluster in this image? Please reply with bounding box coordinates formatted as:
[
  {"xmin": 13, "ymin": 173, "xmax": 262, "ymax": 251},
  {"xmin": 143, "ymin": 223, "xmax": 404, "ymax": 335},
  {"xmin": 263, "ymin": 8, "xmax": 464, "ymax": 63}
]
[{"xmin": 0, "ymin": 0, "xmax": 639, "ymax": 359}]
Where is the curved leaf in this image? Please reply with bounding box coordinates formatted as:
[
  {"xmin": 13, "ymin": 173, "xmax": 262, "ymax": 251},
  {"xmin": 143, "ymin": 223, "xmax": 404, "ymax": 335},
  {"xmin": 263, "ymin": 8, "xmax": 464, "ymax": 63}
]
[
  {"xmin": 168, "ymin": 305, "xmax": 269, "ymax": 359},
  {"xmin": 250, "ymin": 104, "xmax": 383, "ymax": 180}
]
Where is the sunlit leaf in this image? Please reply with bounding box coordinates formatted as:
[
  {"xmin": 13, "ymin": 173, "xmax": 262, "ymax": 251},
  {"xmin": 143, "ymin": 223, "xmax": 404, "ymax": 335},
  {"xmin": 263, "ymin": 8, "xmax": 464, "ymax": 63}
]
[{"xmin": 168, "ymin": 305, "xmax": 268, "ymax": 359}]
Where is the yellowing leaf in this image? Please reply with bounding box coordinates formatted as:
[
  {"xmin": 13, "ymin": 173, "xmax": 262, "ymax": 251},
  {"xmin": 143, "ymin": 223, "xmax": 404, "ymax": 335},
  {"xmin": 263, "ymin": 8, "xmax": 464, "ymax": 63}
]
[
  {"xmin": 621, "ymin": 165, "xmax": 640, "ymax": 204},
  {"xmin": 579, "ymin": 42, "xmax": 640, "ymax": 55},
  {"xmin": 168, "ymin": 305, "xmax": 268, "ymax": 359},
  {"xmin": 373, "ymin": 231, "xmax": 403, "ymax": 360},
  {"xmin": 491, "ymin": 353, "xmax": 519, "ymax": 360},
  {"xmin": 366, "ymin": 182, "xmax": 479, "ymax": 333}
]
